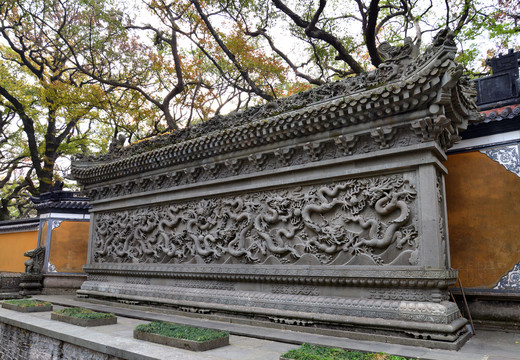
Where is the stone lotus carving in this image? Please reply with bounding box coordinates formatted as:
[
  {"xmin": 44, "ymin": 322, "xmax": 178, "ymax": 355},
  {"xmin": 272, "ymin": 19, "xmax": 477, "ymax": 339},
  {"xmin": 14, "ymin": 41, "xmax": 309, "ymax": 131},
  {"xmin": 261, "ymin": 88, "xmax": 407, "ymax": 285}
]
[{"xmin": 93, "ymin": 174, "xmax": 419, "ymax": 266}]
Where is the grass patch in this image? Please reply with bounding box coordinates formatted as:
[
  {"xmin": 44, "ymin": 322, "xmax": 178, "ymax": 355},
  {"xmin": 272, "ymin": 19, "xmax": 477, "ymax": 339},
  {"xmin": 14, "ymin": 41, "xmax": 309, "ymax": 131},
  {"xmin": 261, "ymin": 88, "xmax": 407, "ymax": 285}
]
[
  {"xmin": 281, "ymin": 343, "xmax": 417, "ymax": 360},
  {"xmin": 2, "ymin": 299, "xmax": 52, "ymax": 308},
  {"xmin": 53, "ymin": 307, "xmax": 115, "ymax": 320},
  {"xmin": 135, "ymin": 321, "xmax": 228, "ymax": 342}
]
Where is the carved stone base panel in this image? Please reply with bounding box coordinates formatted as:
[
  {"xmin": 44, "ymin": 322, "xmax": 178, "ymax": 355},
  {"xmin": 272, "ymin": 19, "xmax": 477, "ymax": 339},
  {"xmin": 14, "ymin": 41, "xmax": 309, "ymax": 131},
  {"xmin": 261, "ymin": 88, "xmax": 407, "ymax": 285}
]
[
  {"xmin": 78, "ymin": 281, "xmax": 465, "ymax": 331},
  {"xmin": 84, "ymin": 263, "xmax": 458, "ymax": 289},
  {"xmin": 84, "ymin": 270, "xmax": 454, "ymax": 307}
]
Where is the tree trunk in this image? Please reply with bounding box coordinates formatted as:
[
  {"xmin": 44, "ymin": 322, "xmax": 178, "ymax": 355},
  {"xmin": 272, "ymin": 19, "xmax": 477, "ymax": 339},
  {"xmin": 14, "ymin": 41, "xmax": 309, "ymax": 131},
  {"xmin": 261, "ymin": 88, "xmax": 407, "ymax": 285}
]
[{"xmin": 0, "ymin": 199, "xmax": 10, "ymax": 221}]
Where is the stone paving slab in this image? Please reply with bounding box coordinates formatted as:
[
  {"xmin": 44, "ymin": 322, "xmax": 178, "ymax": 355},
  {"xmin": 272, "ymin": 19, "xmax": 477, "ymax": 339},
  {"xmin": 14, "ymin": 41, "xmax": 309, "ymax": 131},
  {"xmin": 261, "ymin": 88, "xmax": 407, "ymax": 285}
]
[
  {"xmin": 0, "ymin": 303, "xmax": 295, "ymax": 360},
  {"xmin": 2, "ymin": 295, "xmax": 519, "ymax": 360}
]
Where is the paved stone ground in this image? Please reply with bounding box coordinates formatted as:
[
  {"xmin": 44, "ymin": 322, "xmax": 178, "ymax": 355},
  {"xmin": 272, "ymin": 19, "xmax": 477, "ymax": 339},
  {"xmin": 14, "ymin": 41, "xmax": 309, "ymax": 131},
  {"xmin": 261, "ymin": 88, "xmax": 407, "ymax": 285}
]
[{"xmin": 0, "ymin": 295, "xmax": 519, "ymax": 360}]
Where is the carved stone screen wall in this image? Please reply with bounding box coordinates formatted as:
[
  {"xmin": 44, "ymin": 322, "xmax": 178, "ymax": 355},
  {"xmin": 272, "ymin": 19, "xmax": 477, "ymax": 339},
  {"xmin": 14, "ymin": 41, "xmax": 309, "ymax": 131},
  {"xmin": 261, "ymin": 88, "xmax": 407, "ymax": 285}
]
[{"xmin": 72, "ymin": 32, "xmax": 479, "ymax": 349}]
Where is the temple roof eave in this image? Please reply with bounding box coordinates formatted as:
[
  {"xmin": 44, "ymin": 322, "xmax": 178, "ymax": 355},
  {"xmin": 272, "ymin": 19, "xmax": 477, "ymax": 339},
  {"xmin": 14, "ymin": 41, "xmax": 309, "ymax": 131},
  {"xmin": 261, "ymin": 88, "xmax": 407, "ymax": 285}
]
[{"xmin": 71, "ymin": 42, "xmax": 478, "ymax": 185}]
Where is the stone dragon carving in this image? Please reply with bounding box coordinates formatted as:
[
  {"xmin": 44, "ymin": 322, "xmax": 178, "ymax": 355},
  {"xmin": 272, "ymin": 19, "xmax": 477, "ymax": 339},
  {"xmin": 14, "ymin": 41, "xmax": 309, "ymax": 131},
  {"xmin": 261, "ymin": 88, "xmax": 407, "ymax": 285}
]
[
  {"xmin": 93, "ymin": 174, "xmax": 419, "ymax": 266},
  {"xmin": 24, "ymin": 246, "xmax": 46, "ymax": 274}
]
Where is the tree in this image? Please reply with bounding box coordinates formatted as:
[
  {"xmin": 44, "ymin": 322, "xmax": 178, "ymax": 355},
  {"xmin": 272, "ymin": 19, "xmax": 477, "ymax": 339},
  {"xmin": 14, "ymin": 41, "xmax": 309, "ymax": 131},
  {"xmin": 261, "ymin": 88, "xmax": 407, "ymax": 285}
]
[
  {"xmin": 50, "ymin": 0, "xmax": 295, "ymax": 129},
  {"xmin": 0, "ymin": 0, "xmax": 141, "ymax": 218}
]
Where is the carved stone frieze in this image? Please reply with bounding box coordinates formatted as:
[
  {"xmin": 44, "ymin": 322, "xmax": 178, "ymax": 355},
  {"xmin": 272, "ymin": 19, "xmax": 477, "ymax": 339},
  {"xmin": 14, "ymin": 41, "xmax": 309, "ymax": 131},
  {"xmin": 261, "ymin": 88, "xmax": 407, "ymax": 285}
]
[
  {"xmin": 398, "ymin": 301, "xmax": 460, "ymax": 324},
  {"xmin": 85, "ymin": 128, "xmax": 425, "ymax": 202},
  {"xmin": 248, "ymin": 153, "xmax": 268, "ymax": 171},
  {"xmin": 371, "ymin": 127, "xmax": 398, "ymax": 149},
  {"xmin": 334, "ymin": 135, "xmax": 358, "ymax": 156},
  {"xmin": 92, "ymin": 173, "xmax": 419, "ymax": 266},
  {"xmin": 80, "ymin": 280, "xmax": 459, "ymax": 324},
  {"xmin": 369, "ymin": 288, "xmax": 449, "ymax": 302},
  {"xmin": 274, "ymin": 148, "xmax": 294, "ymax": 167},
  {"xmin": 303, "ymin": 142, "xmax": 325, "ymax": 161},
  {"xmin": 202, "ymin": 163, "xmax": 220, "ymax": 178},
  {"xmin": 83, "ymin": 263, "xmax": 458, "ymax": 289},
  {"xmin": 271, "ymin": 285, "xmax": 320, "ymax": 296}
]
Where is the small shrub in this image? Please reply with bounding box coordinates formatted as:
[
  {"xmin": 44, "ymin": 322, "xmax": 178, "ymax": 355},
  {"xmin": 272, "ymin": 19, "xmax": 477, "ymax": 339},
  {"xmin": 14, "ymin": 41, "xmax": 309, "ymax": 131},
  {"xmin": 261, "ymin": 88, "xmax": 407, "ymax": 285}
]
[
  {"xmin": 53, "ymin": 307, "xmax": 115, "ymax": 320},
  {"xmin": 281, "ymin": 343, "xmax": 417, "ymax": 360},
  {"xmin": 2, "ymin": 299, "xmax": 52, "ymax": 308},
  {"xmin": 135, "ymin": 321, "xmax": 228, "ymax": 342}
]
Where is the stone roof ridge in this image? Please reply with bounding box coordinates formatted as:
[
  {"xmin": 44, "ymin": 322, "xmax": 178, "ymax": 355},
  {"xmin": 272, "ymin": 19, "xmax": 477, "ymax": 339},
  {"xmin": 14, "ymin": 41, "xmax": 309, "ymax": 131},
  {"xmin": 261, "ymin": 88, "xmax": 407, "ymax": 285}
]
[
  {"xmin": 0, "ymin": 217, "xmax": 40, "ymax": 234},
  {"xmin": 73, "ymin": 30, "xmax": 458, "ymax": 164}
]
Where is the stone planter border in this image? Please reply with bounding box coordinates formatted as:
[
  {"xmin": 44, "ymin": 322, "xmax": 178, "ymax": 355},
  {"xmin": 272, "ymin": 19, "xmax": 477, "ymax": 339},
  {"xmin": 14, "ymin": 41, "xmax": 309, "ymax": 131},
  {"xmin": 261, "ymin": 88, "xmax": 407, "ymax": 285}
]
[
  {"xmin": 2, "ymin": 302, "xmax": 53, "ymax": 313},
  {"xmin": 133, "ymin": 328, "xmax": 229, "ymax": 351},
  {"xmin": 51, "ymin": 312, "xmax": 117, "ymax": 327}
]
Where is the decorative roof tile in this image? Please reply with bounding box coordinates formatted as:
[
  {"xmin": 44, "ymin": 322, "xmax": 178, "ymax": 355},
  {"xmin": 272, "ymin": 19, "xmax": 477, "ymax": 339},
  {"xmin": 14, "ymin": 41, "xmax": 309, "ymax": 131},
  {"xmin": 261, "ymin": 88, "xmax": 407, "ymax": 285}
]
[
  {"xmin": 0, "ymin": 218, "xmax": 39, "ymax": 234},
  {"xmin": 481, "ymin": 105, "xmax": 520, "ymax": 123},
  {"xmin": 30, "ymin": 190, "xmax": 91, "ymax": 214}
]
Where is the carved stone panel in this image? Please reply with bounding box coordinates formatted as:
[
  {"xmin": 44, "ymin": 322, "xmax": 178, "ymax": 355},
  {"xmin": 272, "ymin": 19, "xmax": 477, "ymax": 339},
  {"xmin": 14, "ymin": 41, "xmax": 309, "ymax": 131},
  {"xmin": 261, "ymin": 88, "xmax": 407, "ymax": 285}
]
[
  {"xmin": 480, "ymin": 143, "xmax": 520, "ymax": 177},
  {"xmin": 92, "ymin": 173, "xmax": 420, "ymax": 266}
]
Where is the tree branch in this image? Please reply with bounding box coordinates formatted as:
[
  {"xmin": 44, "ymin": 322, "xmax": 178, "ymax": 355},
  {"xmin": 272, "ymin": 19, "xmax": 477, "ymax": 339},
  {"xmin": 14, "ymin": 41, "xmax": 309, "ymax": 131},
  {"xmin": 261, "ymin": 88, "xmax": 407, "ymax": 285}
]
[
  {"xmin": 272, "ymin": 0, "xmax": 363, "ymax": 73},
  {"xmin": 0, "ymin": 85, "xmax": 42, "ymax": 175},
  {"xmin": 190, "ymin": 0, "xmax": 275, "ymax": 101},
  {"xmin": 366, "ymin": 0, "xmax": 382, "ymax": 67}
]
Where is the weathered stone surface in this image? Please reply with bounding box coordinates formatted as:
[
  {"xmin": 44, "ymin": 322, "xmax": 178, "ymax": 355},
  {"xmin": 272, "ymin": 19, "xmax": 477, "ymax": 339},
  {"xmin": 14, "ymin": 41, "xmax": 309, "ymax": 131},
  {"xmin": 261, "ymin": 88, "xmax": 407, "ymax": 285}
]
[
  {"xmin": 72, "ymin": 30, "xmax": 480, "ymax": 348},
  {"xmin": 0, "ymin": 273, "xmax": 21, "ymax": 299},
  {"xmin": 0, "ymin": 323, "xmax": 123, "ymax": 360},
  {"xmin": 19, "ymin": 273, "xmax": 43, "ymax": 297},
  {"xmin": 0, "ymin": 273, "xmax": 21, "ymax": 291}
]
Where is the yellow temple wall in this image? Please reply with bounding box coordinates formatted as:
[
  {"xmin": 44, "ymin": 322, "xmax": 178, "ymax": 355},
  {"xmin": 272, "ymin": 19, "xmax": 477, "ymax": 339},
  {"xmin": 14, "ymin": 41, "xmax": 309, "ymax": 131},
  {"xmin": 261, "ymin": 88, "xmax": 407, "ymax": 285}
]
[
  {"xmin": 445, "ymin": 150, "xmax": 520, "ymax": 288},
  {"xmin": 0, "ymin": 230, "xmax": 38, "ymax": 273},
  {"xmin": 47, "ymin": 221, "xmax": 89, "ymax": 273}
]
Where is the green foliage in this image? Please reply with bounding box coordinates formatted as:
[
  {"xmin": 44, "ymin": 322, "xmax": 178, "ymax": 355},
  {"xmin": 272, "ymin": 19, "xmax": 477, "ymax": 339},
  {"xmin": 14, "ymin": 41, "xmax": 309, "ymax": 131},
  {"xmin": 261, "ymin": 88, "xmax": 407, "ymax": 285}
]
[
  {"xmin": 281, "ymin": 343, "xmax": 417, "ymax": 360},
  {"xmin": 3, "ymin": 299, "xmax": 51, "ymax": 307},
  {"xmin": 135, "ymin": 321, "xmax": 229, "ymax": 342},
  {"xmin": 54, "ymin": 307, "xmax": 116, "ymax": 319}
]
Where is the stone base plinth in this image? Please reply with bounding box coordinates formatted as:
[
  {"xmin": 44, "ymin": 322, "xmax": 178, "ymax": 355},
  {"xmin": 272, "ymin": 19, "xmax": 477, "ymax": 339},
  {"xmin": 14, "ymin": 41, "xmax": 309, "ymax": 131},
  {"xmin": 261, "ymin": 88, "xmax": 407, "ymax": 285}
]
[
  {"xmin": 451, "ymin": 288, "xmax": 520, "ymax": 331},
  {"xmin": 19, "ymin": 274, "xmax": 43, "ymax": 297},
  {"xmin": 79, "ymin": 264, "xmax": 470, "ymax": 349},
  {"xmin": 41, "ymin": 275, "xmax": 87, "ymax": 295},
  {"xmin": 0, "ymin": 273, "xmax": 21, "ymax": 293}
]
